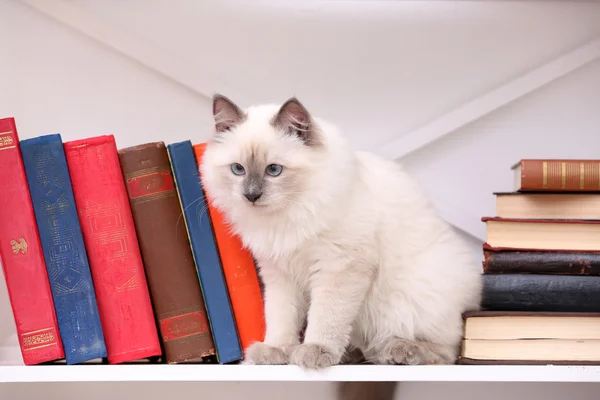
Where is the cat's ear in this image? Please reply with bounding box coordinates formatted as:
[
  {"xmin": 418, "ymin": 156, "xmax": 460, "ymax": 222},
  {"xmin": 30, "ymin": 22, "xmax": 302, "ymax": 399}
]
[
  {"xmin": 273, "ymin": 97, "xmax": 318, "ymax": 145},
  {"xmin": 213, "ymin": 94, "xmax": 244, "ymax": 133}
]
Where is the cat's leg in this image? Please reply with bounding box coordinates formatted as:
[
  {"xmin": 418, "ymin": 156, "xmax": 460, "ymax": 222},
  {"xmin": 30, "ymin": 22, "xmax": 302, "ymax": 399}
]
[
  {"xmin": 368, "ymin": 337, "xmax": 458, "ymax": 365},
  {"xmin": 244, "ymin": 267, "xmax": 307, "ymax": 365},
  {"xmin": 289, "ymin": 260, "xmax": 374, "ymax": 369}
]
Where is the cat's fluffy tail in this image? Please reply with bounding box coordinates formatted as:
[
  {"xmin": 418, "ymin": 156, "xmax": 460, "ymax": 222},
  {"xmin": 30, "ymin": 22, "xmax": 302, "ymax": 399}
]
[{"xmin": 336, "ymin": 382, "xmax": 398, "ymax": 400}]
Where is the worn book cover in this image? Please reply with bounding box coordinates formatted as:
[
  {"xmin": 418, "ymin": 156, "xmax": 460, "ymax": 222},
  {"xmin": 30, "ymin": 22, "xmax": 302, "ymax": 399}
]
[
  {"xmin": 168, "ymin": 140, "xmax": 242, "ymax": 364},
  {"xmin": 65, "ymin": 135, "xmax": 162, "ymax": 364},
  {"xmin": 194, "ymin": 143, "xmax": 265, "ymax": 352},
  {"xmin": 483, "ymin": 249, "xmax": 600, "ymax": 275},
  {"xmin": 118, "ymin": 141, "xmax": 215, "ymax": 363},
  {"xmin": 21, "ymin": 133, "xmax": 107, "ymax": 364},
  {"xmin": 481, "ymin": 274, "xmax": 600, "ymax": 312},
  {"xmin": 0, "ymin": 118, "xmax": 64, "ymax": 365}
]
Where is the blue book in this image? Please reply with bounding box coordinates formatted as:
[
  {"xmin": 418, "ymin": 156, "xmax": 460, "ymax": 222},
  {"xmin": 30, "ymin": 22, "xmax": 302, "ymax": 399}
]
[
  {"xmin": 21, "ymin": 134, "xmax": 107, "ymax": 364},
  {"xmin": 167, "ymin": 140, "xmax": 242, "ymax": 364}
]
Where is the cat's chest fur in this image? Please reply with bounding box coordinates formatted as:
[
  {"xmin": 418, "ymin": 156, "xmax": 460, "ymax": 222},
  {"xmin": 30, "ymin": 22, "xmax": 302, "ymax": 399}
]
[{"xmin": 243, "ymin": 204, "xmax": 377, "ymax": 292}]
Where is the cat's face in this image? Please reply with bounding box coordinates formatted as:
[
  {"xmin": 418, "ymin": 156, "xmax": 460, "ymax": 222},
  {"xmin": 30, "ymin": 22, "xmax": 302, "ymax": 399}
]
[{"xmin": 200, "ymin": 95, "xmax": 324, "ymax": 216}]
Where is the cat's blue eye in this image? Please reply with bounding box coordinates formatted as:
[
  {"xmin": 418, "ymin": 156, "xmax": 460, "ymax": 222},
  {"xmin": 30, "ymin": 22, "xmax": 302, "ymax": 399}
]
[
  {"xmin": 266, "ymin": 164, "xmax": 283, "ymax": 177},
  {"xmin": 231, "ymin": 163, "xmax": 246, "ymax": 175}
]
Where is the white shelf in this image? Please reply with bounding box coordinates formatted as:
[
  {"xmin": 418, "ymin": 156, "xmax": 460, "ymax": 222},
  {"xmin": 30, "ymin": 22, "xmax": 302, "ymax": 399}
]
[{"xmin": 1, "ymin": 365, "xmax": 600, "ymax": 383}]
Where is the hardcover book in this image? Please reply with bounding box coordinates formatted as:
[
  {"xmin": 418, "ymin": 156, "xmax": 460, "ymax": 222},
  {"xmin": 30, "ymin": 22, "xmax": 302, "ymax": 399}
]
[
  {"xmin": 483, "ymin": 249, "xmax": 600, "ymax": 275},
  {"xmin": 194, "ymin": 143, "xmax": 265, "ymax": 352},
  {"xmin": 494, "ymin": 192, "xmax": 600, "ymax": 220},
  {"xmin": 118, "ymin": 142, "xmax": 215, "ymax": 363},
  {"xmin": 64, "ymin": 135, "xmax": 162, "ymax": 364},
  {"xmin": 167, "ymin": 140, "xmax": 242, "ymax": 364},
  {"xmin": 481, "ymin": 274, "xmax": 600, "ymax": 312},
  {"xmin": 21, "ymin": 133, "xmax": 107, "ymax": 364},
  {"xmin": 482, "ymin": 217, "xmax": 600, "ymax": 252},
  {"xmin": 512, "ymin": 159, "xmax": 600, "ymax": 192},
  {"xmin": 0, "ymin": 117, "xmax": 64, "ymax": 365},
  {"xmin": 460, "ymin": 311, "xmax": 600, "ymax": 364}
]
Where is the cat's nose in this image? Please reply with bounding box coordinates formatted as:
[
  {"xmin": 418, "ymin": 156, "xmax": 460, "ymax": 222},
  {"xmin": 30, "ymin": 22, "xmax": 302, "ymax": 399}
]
[{"xmin": 244, "ymin": 192, "xmax": 262, "ymax": 203}]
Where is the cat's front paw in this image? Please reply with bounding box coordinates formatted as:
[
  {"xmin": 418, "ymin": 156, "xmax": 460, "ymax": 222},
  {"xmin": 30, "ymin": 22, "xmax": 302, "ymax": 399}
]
[
  {"xmin": 290, "ymin": 343, "xmax": 341, "ymax": 369},
  {"xmin": 377, "ymin": 338, "xmax": 451, "ymax": 365},
  {"xmin": 243, "ymin": 342, "xmax": 289, "ymax": 365}
]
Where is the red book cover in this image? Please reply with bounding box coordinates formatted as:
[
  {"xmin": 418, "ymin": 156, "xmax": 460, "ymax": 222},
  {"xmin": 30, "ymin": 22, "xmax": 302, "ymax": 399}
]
[
  {"xmin": 64, "ymin": 135, "xmax": 161, "ymax": 364},
  {"xmin": 0, "ymin": 117, "xmax": 64, "ymax": 365}
]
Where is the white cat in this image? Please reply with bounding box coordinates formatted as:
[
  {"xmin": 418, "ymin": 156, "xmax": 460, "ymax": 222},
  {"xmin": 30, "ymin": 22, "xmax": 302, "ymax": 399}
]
[{"xmin": 200, "ymin": 94, "xmax": 482, "ymax": 369}]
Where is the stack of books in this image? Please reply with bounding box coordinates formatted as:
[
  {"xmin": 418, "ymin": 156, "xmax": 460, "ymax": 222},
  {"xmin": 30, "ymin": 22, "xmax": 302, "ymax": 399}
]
[
  {"xmin": 0, "ymin": 116, "xmax": 266, "ymax": 366},
  {"xmin": 460, "ymin": 159, "xmax": 600, "ymax": 365}
]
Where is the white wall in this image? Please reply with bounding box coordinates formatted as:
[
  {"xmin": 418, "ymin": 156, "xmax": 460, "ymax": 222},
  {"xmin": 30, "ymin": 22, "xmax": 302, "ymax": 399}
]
[{"xmin": 1, "ymin": 1, "xmax": 600, "ymax": 398}]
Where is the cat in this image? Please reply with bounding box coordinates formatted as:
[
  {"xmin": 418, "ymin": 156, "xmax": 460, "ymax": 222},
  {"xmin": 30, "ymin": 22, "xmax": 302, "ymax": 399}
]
[{"xmin": 199, "ymin": 94, "xmax": 482, "ymax": 369}]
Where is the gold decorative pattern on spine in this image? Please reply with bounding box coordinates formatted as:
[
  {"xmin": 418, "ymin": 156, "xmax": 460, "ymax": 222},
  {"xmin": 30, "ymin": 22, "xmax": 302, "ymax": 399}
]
[
  {"xmin": 10, "ymin": 238, "xmax": 27, "ymax": 254},
  {"xmin": 0, "ymin": 130, "xmax": 14, "ymax": 151},
  {"xmin": 124, "ymin": 165, "xmax": 170, "ymax": 179},
  {"xmin": 21, "ymin": 327, "xmax": 56, "ymax": 351},
  {"xmin": 129, "ymin": 190, "xmax": 175, "ymax": 204},
  {"xmin": 542, "ymin": 162, "xmax": 548, "ymax": 188},
  {"xmin": 581, "ymin": 163, "xmax": 585, "ymax": 189},
  {"xmin": 21, "ymin": 327, "xmax": 53, "ymax": 336},
  {"xmin": 23, "ymin": 343, "xmax": 56, "ymax": 351},
  {"xmin": 561, "ymin": 162, "xmax": 566, "ymax": 189}
]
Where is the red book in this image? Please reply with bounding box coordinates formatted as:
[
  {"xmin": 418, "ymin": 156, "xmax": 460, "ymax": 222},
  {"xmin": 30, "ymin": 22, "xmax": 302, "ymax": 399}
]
[
  {"xmin": 64, "ymin": 135, "xmax": 161, "ymax": 364},
  {"xmin": 0, "ymin": 117, "xmax": 64, "ymax": 365}
]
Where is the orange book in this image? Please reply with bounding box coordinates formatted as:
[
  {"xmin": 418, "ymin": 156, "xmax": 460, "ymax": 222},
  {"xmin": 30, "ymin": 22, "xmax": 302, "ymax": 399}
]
[{"xmin": 193, "ymin": 143, "xmax": 266, "ymax": 351}]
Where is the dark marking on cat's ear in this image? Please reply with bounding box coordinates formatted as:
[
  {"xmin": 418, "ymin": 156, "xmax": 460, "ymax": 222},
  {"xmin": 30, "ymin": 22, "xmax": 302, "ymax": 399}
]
[
  {"xmin": 213, "ymin": 94, "xmax": 245, "ymax": 133},
  {"xmin": 273, "ymin": 97, "xmax": 319, "ymax": 146}
]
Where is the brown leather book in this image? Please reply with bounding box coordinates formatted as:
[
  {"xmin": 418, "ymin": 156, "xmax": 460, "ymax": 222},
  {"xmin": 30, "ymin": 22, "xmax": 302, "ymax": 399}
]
[
  {"xmin": 512, "ymin": 159, "xmax": 600, "ymax": 191},
  {"xmin": 482, "ymin": 249, "xmax": 600, "ymax": 275},
  {"xmin": 118, "ymin": 142, "xmax": 215, "ymax": 364}
]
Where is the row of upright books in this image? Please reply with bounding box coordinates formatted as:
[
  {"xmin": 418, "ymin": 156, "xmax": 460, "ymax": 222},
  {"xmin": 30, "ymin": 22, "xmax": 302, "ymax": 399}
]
[
  {"xmin": 0, "ymin": 117, "xmax": 266, "ymax": 366},
  {"xmin": 460, "ymin": 159, "xmax": 600, "ymax": 365}
]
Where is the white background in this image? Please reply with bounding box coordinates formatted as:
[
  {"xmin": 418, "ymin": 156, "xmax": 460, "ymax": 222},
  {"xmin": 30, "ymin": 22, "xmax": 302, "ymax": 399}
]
[{"xmin": 1, "ymin": 0, "xmax": 600, "ymax": 398}]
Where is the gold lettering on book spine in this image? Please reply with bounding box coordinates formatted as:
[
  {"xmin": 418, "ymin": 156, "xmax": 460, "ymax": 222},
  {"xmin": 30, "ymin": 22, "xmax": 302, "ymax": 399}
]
[
  {"xmin": 561, "ymin": 162, "xmax": 566, "ymax": 189},
  {"xmin": 21, "ymin": 328, "xmax": 56, "ymax": 351},
  {"xmin": 0, "ymin": 131, "xmax": 15, "ymax": 151},
  {"xmin": 581, "ymin": 163, "xmax": 585, "ymax": 189},
  {"xmin": 11, "ymin": 238, "xmax": 27, "ymax": 254}
]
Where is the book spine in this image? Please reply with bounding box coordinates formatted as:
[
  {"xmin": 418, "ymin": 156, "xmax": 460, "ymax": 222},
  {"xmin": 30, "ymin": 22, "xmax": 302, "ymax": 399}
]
[
  {"xmin": 0, "ymin": 118, "xmax": 64, "ymax": 365},
  {"xmin": 520, "ymin": 160, "xmax": 600, "ymax": 191},
  {"xmin": 194, "ymin": 143, "xmax": 265, "ymax": 352},
  {"xmin": 20, "ymin": 133, "xmax": 107, "ymax": 364},
  {"xmin": 482, "ymin": 274, "xmax": 600, "ymax": 312},
  {"xmin": 118, "ymin": 142, "xmax": 215, "ymax": 364},
  {"xmin": 64, "ymin": 135, "xmax": 162, "ymax": 364},
  {"xmin": 483, "ymin": 250, "xmax": 600, "ymax": 275},
  {"xmin": 167, "ymin": 141, "xmax": 242, "ymax": 364}
]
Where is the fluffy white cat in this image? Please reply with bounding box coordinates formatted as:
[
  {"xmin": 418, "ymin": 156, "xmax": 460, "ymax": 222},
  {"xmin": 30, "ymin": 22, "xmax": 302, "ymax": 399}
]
[{"xmin": 200, "ymin": 94, "xmax": 482, "ymax": 369}]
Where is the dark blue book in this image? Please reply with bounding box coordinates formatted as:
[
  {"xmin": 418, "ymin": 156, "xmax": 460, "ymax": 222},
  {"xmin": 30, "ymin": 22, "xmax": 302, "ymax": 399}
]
[
  {"xmin": 21, "ymin": 134, "xmax": 107, "ymax": 364},
  {"xmin": 167, "ymin": 140, "xmax": 242, "ymax": 364}
]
